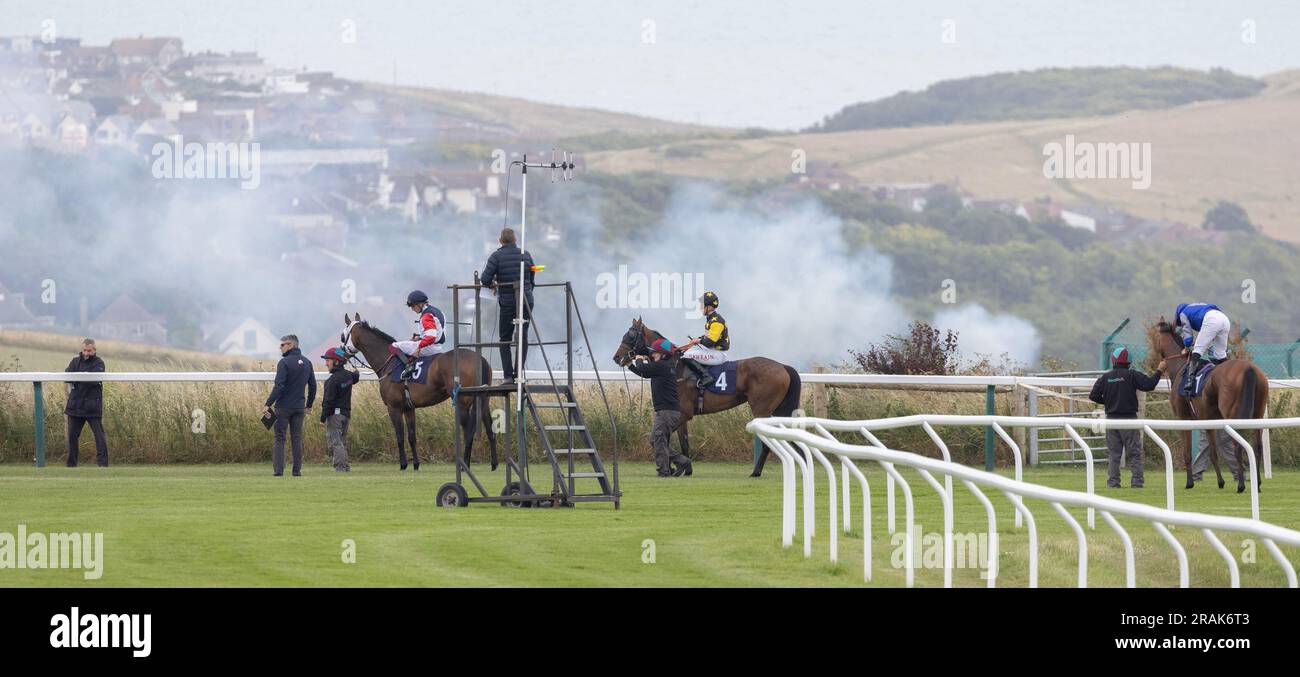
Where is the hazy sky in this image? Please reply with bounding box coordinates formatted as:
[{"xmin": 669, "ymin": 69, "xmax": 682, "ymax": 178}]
[{"xmin": 5, "ymin": 0, "xmax": 1299, "ymax": 128}]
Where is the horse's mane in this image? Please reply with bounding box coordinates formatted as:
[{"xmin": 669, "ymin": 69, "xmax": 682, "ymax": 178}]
[{"xmin": 358, "ymin": 320, "xmax": 398, "ymax": 345}]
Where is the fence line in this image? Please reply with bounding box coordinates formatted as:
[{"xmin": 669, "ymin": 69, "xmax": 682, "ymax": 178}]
[{"xmin": 747, "ymin": 417, "xmax": 1300, "ymax": 588}]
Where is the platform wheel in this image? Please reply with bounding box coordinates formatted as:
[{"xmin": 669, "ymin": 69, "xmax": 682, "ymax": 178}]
[
  {"xmin": 436, "ymin": 482, "xmax": 469, "ymax": 508},
  {"xmin": 500, "ymin": 481, "xmax": 533, "ymax": 508}
]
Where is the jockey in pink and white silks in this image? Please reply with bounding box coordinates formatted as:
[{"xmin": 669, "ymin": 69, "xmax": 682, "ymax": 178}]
[
  {"xmin": 1174, "ymin": 302, "xmax": 1229, "ymax": 396},
  {"xmin": 390, "ymin": 290, "xmax": 445, "ymax": 380},
  {"xmin": 679, "ymin": 291, "xmax": 729, "ymax": 391}
]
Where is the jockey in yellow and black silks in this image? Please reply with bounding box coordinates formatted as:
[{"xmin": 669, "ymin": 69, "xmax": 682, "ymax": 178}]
[{"xmin": 679, "ymin": 291, "xmax": 729, "ymax": 391}]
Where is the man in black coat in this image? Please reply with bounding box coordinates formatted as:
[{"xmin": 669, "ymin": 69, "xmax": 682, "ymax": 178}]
[
  {"xmin": 319, "ymin": 347, "xmax": 360, "ymax": 472},
  {"xmin": 64, "ymin": 338, "xmax": 108, "ymax": 467},
  {"xmin": 627, "ymin": 345, "xmax": 692, "ymax": 478},
  {"xmin": 263, "ymin": 334, "xmax": 316, "ymax": 476},
  {"xmin": 479, "ymin": 227, "xmax": 536, "ymax": 383},
  {"xmin": 1089, "ymin": 347, "xmax": 1165, "ymax": 488}
]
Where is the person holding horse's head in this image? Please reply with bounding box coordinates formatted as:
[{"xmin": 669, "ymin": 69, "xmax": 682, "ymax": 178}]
[
  {"xmin": 1173, "ymin": 302, "xmax": 1230, "ymax": 396},
  {"xmin": 678, "ymin": 291, "xmax": 729, "ymax": 392},
  {"xmin": 1089, "ymin": 347, "xmax": 1167, "ymax": 489},
  {"xmin": 627, "ymin": 336, "xmax": 693, "ymax": 478},
  {"xmin": 389, "ymin": 290, "xmax": 446, "ymax": 381}
]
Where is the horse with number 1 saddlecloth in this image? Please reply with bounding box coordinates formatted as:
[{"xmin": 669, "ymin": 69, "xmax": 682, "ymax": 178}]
[
  {"xmin": 340, "ymin": 313, "xmax": 497, "ymax": 471},
  {"xmin": 613, "ymin": 317, "xmax": 802, "ymax": 477},
  {"xmin": 1148, "ymin": 318, "xmax": 1267, "ymax": 493}
]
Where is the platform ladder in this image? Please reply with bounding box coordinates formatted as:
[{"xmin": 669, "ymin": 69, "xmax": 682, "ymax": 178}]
[{"xmin": 440, "ymin": 276, "xmax": 620, "ymax": 508}]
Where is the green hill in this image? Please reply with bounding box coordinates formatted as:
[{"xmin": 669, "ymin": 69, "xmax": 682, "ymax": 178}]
[{"xmin": 809, "ymin": 67, "xmax": 1265, "ymax": 133}]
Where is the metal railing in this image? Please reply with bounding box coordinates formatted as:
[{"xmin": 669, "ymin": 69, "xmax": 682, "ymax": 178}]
[{"xmin": 747, "ymin": 417, "xmax": 1300, "ymax": 588}]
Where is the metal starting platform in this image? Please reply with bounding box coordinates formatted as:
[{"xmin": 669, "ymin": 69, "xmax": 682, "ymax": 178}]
[{"xmin": 434, "ymin": 152, "xmax": 621, "ymax": 509}]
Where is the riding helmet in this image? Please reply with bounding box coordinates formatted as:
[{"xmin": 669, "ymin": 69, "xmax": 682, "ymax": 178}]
[
  {"xmin": 406, "ymin": 290, "xmax": 429, "ymax": 306},
  {"xmin": 1111, "ymin": 346, "xmax": 1130, "ymax": 366},
  {"xmin": 700, "ymin": 291, "xmax": 720, "ymax": 308}
]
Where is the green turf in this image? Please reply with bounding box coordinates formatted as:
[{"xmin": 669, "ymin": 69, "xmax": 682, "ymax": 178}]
[{"xmin": 0, "ymin": 462, "xmax": 1297, "ymax": 587}]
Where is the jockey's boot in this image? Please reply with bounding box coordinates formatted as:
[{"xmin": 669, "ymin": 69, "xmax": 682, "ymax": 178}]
[
  {"xmin": 681, "ymin": 358, "xmax": 714, "ymax": 391},
  {"xmin": 1183, "ymin": 352, "xmax": 1202, "ymax": 396},
  {"xmin": 390, "ymin": 346, "xmax": 415, "ymax": 381}
]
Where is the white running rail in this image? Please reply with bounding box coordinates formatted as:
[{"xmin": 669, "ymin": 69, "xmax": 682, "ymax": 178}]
[{"xmin": 747, "ymin": 417, "xmax": 1300, "ymax": 588}]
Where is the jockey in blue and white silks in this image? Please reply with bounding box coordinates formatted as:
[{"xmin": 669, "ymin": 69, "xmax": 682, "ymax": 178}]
[{"xmin": 1174, "ymin": 302, "xmax": 1229, "ymax": 395}]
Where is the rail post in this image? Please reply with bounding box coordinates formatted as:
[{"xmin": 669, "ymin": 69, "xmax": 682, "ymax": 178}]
[
  {"xmin": 984, "ymin": 384, "xmax": 995, "ymax": 470},
  {"xmin": 33, "ymin": 381, "xmax": 46, "ymax": 467},
  {"xmin": 1099, "ymin": 318, "xmax": 1130, "ymax": 371}
]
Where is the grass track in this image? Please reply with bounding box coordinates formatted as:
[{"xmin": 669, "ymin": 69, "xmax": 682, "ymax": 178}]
[{"xmin": 1, "ymin": 463, "xmax": 1297, "ymax": 587}]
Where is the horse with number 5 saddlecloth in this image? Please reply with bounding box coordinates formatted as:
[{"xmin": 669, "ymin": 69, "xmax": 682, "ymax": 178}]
[
  {"xmin": 613, "ymin": 317, "xmax": 801, "ymax": 476},
  {"xmin": 340, "ymin": 313, "xmax": 497, "ymax": 471}
]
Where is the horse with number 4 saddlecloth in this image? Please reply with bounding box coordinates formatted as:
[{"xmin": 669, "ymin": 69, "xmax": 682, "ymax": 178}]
[
  {"xmin": 340, "ymin": 313, "xmax": 497, "ymax": 471},
  {"xmin": 613, "ymin": 317, "xmax": 801, "ymax": 477},
  {"xmin": 1148, "ymin": 318, "xmax": 1267, "ymax": 493}
]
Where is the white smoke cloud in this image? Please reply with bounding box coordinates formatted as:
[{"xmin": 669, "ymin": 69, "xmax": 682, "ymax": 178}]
[{"xmin": 932, "ymin": 304, "xmax": 1042, "ymax": 368}]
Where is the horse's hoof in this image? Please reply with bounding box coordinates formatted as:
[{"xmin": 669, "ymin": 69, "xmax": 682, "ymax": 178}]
[
  {"xmin": 749, "ymin": 471, "xmax": 762, "ymax": 478},
  {"xmin": 400, "ymin": 465, "xmax": 407, "ymax": 471},
  {"xmin": 1237, "ymin": 483, "xmax": 1245, "ymax": 494},
  {"xmin": 491, "ymin": 463, "xmax": 499, "ymax": 471},
  {"xmin": 1218, "ymin": 479, "xmax": 1225, "ymax": 489},
  {"xmin": 1184, "ymin": 481, "xmax": 1194, "ymax": 489},
  {"xmin": 413, "ymin": 464, "xmax": 420, "ymax": 471}
]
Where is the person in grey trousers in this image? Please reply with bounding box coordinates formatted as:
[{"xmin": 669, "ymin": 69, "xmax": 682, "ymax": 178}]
[
  {"xmin": 319, "ymin": 347, "xmax": 359, "ymax": 472},
  {"xmin": 263, "ymin": 334, "xmax": 316, "ymax": 476},
  {"xmin": 627, "ymin": 343, "xmax": 692, "ymax": 477},
  {"xmin": 1089, "ymin": 347, "xmax": 1165, "ymax": 488}
]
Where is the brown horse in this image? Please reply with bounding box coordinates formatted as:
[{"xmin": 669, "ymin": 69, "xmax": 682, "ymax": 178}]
[
  {"xmin": 1148, "ymin": 318, "xmax": 1267, "ymax": 492},
  {"xmin": 341, "ymin": 313, "xmax": 497, "ymax": 471},
  {"xmin": 612, "ymin": 318, "xmax": 801, "ymax": 477}
]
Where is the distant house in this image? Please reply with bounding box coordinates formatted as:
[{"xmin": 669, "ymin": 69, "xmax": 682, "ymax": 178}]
[
  {"xmin": 0, "ymin": 282, "xmax": 54, "ymax": 329},
  {"xmin": 133, "ymin": 117, "xmax": 181, "ymax": 146},
  {"xmin": 19, "ymin": 111, "xmax": 49, "ymax": 140},
  {"xmin": 109, "ymin": 37, "xmax": 184, "ymax": 71},
  {"xmin": 434, "ymin": 171, "xmax": 502, "ymax": 214},
  {"xmin": 64, "ymin": 46, "xmax": 117, "ymax": 77},
  {"xmin": 210, "ymin": 317, "xmax": 280, "ymax": 359},
  {"xmin": 190, "ymin": 51, "xmax": 270, "ymax": 87},
  {"xmin": 88, "ymin": 294, "xmax": 168, "ymax": 345},
  {"xmin": 94, "ymin": 115, "xmax": 137, "ymax": 146},
  {"xmin": 55, "ymin": 113, "xmax": 91, "ymax": 149},
  {"xmin": 869, "ymin": 182, "xmax": 934, "ymax": 212},
  {"xmin": 265, "ymin": 69, "xmax": 309, "ymax": 95}
]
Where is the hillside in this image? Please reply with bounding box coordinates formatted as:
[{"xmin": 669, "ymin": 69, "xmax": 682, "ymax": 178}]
[
  {"xmin": 0, "ymin": 330, "xmax": 273, "ymax": 372},
  {"xmin": 586, "ymin": 70, "xmax": 1300, "ymax": 242},
  {"xmin": 366, "ymin": 83, "xmax": 723, "ymax": 141},
  {"xmin": 809, "ymin": 67, "xmax": 1264, "ymax": 133}
]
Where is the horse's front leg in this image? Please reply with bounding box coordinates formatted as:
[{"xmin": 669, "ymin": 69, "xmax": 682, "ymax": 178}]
[
  {"xmin": 388, "ymin": 406, "xmax": 408, "ymax": 470},
  {"xmin": 458, "ymin": 395, "xmax": 476, "ymax": 467},
  {"xmin": 404, "ymin": 408, "xmax": 419, "ymax": 470},
  {"xmin": 1181, "ymin": 429, "xmax": 1194, "ymax": 489},
  {"xmin": 677, "ymin": 421, "xmax": 690, "ymax": 460}
]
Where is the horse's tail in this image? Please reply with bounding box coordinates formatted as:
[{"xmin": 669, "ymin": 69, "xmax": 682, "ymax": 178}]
[
  {"xmin": 1237, "ymin": 364, "xmax": 1258, "ymax": 420},
  {"xmin": 774, "ymin": 364, "xmax": 802, "ymax": 417}
]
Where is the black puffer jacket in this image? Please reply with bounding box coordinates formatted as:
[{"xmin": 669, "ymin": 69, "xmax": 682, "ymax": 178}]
[
  {"xmin": 64, "ymin": 354, "xmax": 106, "ymax": 418},
  {"xmin": 480, "ymin": 244, "xmax": 536, "ymax": 300}
]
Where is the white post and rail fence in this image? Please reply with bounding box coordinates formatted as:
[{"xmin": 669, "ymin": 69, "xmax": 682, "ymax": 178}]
[
  {"xmin": 2, "ymin": 370, "xmax": 1296, "ymax": 471},
  {"xmin": 746, "ymin": 416, "xmax": 1300, "ymax": 588}
]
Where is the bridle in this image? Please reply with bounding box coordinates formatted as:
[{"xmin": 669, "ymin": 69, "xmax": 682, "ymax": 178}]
[
  {"xmin": 341, "ymin": 319, "xmax": 396, "ymax": 377},
  {"xmin": 616, "ymin": 326, "xmax": 650, "ymax": 367}
]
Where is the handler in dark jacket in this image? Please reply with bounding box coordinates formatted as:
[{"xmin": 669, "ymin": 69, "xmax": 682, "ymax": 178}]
[
  {"xmin": 479, "ymin": 227, "xmax": 536, "ymax": 383},
  {"xmin": 64, "ymin": 338, "xmax": 108, "ymax": 467},
  {"xmin": 1089, "ymin": 347, "xmax": 1165, "ymax": 488},
  {"xmin": 264, "ymin": 334, "xmax": 316, "ymax": 476},
  {"xmin": 319, "ymin": 347, "xmax": 360, "ymax": 472},
  {"xmin": 627, "ymin": 341, "xmax": 692, "ymax": 477}
]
